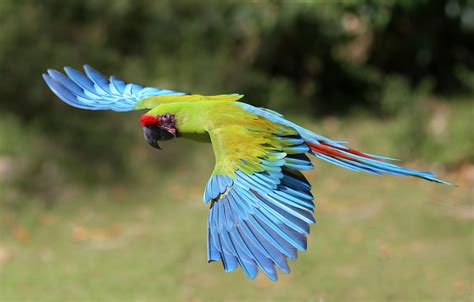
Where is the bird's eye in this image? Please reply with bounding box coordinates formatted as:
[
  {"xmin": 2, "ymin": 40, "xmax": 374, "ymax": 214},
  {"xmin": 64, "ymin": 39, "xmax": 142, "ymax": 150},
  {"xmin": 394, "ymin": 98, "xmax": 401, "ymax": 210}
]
[{"xmin": 161, "ymin": 113, "xmax": 172, "ymax": 122}]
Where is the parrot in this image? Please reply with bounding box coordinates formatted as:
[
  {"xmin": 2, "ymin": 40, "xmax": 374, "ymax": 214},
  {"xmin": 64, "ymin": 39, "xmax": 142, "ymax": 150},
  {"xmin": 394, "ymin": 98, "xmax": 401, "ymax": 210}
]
[{"xmin": 42, "ymin": 65, "xmax": 449, "ymax": 281}]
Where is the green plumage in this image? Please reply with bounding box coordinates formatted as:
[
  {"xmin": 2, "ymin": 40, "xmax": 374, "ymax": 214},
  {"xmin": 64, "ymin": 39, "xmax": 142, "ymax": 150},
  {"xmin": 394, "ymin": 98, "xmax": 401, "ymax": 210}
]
[{"xmin": 145, "ymin": 100, "xmax": 296, "ymax": 177}]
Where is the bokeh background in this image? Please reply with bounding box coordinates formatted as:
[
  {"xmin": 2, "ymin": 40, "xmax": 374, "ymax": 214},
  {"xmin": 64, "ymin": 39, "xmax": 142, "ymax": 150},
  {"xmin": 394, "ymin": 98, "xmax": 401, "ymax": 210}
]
[{"xmin": 0, "ymin": 0, "xmax": 473, "ymax": 301}]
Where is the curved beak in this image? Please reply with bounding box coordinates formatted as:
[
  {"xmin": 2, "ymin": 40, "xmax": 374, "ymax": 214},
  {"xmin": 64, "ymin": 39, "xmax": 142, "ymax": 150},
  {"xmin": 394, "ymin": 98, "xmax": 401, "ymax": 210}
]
[
  {"xmin": 143, "ymin": 125, "xmax": 176, "ymax": 150},
  {"xmin": 149, "ymin": 140, "xmax": 161, "ymax": 150},
  {"xmin": 143, "ymin": 126, "xmax": 162, "ymax": 150}
]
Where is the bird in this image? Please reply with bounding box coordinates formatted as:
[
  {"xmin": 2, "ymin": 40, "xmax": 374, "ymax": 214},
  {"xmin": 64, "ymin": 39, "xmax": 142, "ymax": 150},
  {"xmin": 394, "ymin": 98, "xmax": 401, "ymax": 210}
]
[{"xmin": 42, "ymin": 65, "xmax": 449, "ymax": 281}]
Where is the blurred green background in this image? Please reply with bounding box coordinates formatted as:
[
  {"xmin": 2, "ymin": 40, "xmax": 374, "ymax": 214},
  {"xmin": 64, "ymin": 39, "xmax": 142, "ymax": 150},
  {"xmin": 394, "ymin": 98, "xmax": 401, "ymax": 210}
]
[{"xmin": 0, "ymin": 0, "xmax": 473, "ymax": 301}]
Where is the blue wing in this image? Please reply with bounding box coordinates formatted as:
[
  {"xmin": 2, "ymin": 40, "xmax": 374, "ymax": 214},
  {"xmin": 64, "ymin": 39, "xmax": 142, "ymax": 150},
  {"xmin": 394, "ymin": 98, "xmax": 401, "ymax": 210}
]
[
  {"xmin": 42, "ymin": 65, "xmax": 184, "ymax": 111},
  {"xmin": 204, "ymin": 134, "xmax": 315, "ymax": 281}
]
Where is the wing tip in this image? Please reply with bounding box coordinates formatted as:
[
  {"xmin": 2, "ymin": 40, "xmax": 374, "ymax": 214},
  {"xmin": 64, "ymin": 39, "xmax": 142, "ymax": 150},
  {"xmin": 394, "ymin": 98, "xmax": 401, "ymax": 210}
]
[
  {"xmin": 63, "ymin": 66, "xmax": 77, "ymax": 74},
  {"xmin": 46, "ymin": 68, "xmax": 58, "ymax": 76},
  {"xmin": 83, "ymin": 64, "xmax": 100, "ymax": 76},
  {"xmin": 42, "ymin": 73, "xmax": 50, "ymax": 82}
]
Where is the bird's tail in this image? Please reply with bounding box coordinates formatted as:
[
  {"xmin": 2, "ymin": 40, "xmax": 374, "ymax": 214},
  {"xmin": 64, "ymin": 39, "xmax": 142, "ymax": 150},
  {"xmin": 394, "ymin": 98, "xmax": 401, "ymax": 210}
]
[{"xmin": 307, "ymin": 141, "xmax": 450, "ymax": 185}]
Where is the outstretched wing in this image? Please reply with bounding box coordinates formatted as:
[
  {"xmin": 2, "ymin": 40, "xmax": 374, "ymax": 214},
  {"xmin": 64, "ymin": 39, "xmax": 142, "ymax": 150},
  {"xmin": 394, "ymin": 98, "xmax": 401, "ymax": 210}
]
[
  {"xmin": 43, "ymin": 65, "xmax": 243, "ymax": 112},
  {"xmin": 204, "ymin": 120, "xmax": 315, "ymax": 281}
]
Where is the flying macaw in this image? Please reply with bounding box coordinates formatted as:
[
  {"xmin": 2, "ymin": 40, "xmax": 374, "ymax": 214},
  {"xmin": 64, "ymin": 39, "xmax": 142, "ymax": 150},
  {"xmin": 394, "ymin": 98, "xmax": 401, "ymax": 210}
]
[{"xmin": 43, "ymin": 65, "xmax": 448, "ymax": 281}]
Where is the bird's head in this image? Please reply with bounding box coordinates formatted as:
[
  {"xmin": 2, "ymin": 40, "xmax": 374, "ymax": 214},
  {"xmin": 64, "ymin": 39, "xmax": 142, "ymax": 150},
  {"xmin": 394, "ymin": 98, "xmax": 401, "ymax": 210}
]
[{"xmin": 140, "ymin": 113, "xmax": 177, "ymax": 149}]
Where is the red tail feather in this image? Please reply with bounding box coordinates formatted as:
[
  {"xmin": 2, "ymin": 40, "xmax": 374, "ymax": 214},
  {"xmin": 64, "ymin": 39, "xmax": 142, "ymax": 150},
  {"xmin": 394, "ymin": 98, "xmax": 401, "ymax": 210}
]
[{"xmin": 308, "ymin": 142, "xmax": 381, "ymax": 162}]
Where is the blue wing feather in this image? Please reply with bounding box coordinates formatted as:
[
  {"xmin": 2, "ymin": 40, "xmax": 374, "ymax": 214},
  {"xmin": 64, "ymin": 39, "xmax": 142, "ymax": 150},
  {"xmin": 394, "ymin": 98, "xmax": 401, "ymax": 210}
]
[
  {"xmin": 204, "ymin": 132, "xmax": 315, "ymax": 281},
  {"xmin": 43, "ymin": 65, "xmax": 184, "ymax": 112}
]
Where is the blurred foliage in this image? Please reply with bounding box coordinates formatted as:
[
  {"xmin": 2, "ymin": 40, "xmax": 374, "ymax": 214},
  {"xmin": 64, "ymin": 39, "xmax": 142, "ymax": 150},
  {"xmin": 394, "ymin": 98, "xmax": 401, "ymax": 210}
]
[
  {"xmin": 0, "ymin": 0, "xmax": 472, "ymax": 191},
  {"xmin": 1, "ymin": 0, "xmax": 472, "ymax": 114}
]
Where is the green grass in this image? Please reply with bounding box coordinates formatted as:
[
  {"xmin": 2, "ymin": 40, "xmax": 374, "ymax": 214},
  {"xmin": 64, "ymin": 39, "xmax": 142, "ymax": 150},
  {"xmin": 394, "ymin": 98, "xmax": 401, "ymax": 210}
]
[{"xmin": 0, "ymin": 103, "xmax": 473, "ymax": 301}]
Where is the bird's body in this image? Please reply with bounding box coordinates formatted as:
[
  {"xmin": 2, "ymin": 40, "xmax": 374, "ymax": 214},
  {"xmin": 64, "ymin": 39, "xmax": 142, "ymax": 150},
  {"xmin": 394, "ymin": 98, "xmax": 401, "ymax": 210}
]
[
  {"xmin": 147, "ymin": 100, "xmax": 300, "ymax": 174},
  {"xmin": 43, "ymin": 65, "xmax": 449, "ymax": 281}
]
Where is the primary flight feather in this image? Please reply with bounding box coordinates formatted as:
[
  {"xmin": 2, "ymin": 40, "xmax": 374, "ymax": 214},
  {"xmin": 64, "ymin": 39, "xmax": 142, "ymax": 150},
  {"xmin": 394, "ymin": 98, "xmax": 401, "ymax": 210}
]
[{"xmin": 43, "ymin": 65, "xmax": 449, "ymax": 281}]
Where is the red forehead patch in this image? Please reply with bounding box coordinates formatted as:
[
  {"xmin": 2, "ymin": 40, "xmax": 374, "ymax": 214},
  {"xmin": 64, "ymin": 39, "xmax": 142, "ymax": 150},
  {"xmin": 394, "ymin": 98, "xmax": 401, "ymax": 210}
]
[{"xmin": 140, "ymin": 114, "xmax": 159, "ymax": 127}]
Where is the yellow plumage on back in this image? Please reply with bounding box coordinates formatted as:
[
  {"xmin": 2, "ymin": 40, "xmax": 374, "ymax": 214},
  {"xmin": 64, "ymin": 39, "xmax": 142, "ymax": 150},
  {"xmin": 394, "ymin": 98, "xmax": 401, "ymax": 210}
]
[{"xmin": 135, "ymin": 93, "xmax": 243, "ymax": 110}]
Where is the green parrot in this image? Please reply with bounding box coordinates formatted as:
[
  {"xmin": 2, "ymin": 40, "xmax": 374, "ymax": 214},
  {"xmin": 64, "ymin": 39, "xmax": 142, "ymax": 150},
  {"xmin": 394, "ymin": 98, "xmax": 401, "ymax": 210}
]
[{"xmin": 43, "ymin": 65, "xmax": 448, "ymax": 281}]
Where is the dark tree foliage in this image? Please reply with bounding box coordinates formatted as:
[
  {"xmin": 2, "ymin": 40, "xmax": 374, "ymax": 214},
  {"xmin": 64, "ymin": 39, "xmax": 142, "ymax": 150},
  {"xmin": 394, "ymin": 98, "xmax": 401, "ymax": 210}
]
[{"xmin": 369, "ymin": 0, "xmax": 474, "ymax": 93}]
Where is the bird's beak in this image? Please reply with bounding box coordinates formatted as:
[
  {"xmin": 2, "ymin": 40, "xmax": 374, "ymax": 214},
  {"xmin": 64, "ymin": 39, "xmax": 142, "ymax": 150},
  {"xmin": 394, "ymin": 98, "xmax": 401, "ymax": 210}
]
[
  {"xmin": 149, "ymin": 141, "xmax": 162, "ymax": 150},
  {"xmin": 143, "ymin": 126, "xmax": 162, "ymax": 150},
  {"xmin": 143, "ymin": 125, "xmax": 175, "ymax": 150}
]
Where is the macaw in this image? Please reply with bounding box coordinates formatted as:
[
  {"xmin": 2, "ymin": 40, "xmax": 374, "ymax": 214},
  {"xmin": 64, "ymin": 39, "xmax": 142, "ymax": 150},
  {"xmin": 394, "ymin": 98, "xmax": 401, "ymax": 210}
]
[{"xmin": 43, "ymin": 65, "xmax": 448, "ymax": 281}]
